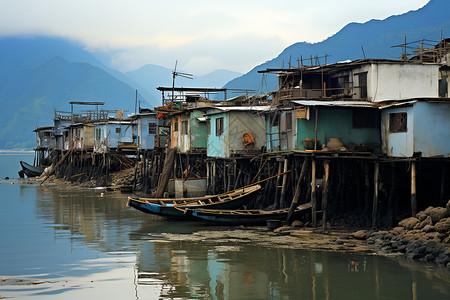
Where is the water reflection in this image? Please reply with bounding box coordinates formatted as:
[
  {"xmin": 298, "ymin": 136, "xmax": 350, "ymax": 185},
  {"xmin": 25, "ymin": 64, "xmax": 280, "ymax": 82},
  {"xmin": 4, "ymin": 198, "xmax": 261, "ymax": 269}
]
[
  {"xmin": 1, "ymin": 178, "xmax": 448, "ymax": 299},
  {"xmin": 135, "ymin": 240, "xmax": 449, "ymax": 300}
]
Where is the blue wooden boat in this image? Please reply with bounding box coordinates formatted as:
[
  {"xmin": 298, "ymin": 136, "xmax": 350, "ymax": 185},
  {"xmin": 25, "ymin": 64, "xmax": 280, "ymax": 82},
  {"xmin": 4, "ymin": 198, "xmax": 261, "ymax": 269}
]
[
  {"xmin": 185, "ymin": 202, "xmax": 312, "ymax": 225},
  {"xmin": 127, "ymin": 184, "xmax": 262, "ymax": 218},
  {"xmin": 19, "ymin": 160, "xmax": 44, "ymax": 177}
]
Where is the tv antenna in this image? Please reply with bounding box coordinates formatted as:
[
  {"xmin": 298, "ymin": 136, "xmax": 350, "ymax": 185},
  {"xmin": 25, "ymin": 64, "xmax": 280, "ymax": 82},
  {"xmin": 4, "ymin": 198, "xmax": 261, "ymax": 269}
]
[{"xmin": 171, "ymin": 60, "xmax": 193, "ymax": 103}]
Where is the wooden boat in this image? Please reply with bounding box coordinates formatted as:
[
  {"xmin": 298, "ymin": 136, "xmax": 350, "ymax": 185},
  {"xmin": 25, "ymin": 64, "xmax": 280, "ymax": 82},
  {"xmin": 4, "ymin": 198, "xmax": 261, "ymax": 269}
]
[
  {"xmin": 185, "ymin": 202, "xmax": 312, "ymax": 225},
  {"xmin": 19, "ymin": 160, "xmax": 44, "ymax": 177},
  {"xmin": 127, "ymin": 184, "xmax": 262, "ymax": 218}
]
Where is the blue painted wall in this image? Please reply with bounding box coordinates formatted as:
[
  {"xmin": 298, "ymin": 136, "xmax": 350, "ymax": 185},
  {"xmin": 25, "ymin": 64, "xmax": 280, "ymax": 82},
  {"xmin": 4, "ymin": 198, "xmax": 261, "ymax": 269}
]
[
  {"xmin": 412, "ymin": 102, "xmax": 450, "ymax": 157},
  {"xmin": 207, "ymin": 112, "xmax": 228, "ymax": 157},
  {"xmin": 382, "ymin": 101, "xmax": 450, "ymax": 157}
]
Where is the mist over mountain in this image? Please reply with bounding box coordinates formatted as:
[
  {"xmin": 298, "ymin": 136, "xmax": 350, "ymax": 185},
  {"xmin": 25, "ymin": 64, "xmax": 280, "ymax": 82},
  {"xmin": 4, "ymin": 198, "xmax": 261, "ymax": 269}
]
[
  {"xmin": 224, "ymin": 0, "xmax": 450, "ymax": 92},
  {"xmin": 0, "ymin": 56, "xmax": 143, "ymax": 149}
]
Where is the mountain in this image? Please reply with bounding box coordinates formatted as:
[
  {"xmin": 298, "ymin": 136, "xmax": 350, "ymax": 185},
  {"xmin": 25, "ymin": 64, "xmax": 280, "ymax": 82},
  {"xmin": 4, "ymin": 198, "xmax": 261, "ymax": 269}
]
[
  {"xmin": 0, "ymin": 56, "xmax": 142, "ymax": 149},
  {"xmin": 126, "ymin": 64, "xmax": 242, "ymax": 103},
  {"xmin": 224, "ymin": 0, "xmax": 450, "ymax": 92},
  {"xmin": 0, "ymin": 36, "xmax": 157, "ymax": 106}
]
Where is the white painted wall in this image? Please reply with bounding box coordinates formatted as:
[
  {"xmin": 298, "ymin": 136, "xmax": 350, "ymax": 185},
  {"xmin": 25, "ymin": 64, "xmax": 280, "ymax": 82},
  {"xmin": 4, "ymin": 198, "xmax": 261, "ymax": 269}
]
[{"xmin": 368, "ymin": 64, "xmax": 439, "ymax": 102}]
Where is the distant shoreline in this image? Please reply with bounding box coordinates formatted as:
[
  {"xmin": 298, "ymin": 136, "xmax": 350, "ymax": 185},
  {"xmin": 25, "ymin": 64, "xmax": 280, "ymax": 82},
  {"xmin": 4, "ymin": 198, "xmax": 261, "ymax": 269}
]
[{"xmin": 0, "ymin": 150, "xmax": 34, "ymax": 154}]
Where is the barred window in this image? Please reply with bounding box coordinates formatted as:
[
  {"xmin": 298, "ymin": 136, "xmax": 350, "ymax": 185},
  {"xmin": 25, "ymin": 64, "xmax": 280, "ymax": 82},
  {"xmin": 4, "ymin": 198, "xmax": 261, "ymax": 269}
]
[
  {"xmin": 206, "ymin": 119, "xmax": 210, "ymax": 135},
  {"xmin": 148, "ymin": 122, "xmax": 157, "ymax": 135}
]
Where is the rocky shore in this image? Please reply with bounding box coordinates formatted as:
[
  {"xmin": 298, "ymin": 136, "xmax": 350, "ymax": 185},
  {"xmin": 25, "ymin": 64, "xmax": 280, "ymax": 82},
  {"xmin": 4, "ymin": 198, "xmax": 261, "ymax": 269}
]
[{"xmin": 355, "ymin": 202, "xmax": 450, "ymax": 268}]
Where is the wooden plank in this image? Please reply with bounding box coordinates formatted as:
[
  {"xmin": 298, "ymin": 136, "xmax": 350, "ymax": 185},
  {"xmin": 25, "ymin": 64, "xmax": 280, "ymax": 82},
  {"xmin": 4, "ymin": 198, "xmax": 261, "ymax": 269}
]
[{"xmin": 155, "ymin": 148, "xmax": 176, "ymax": 198}]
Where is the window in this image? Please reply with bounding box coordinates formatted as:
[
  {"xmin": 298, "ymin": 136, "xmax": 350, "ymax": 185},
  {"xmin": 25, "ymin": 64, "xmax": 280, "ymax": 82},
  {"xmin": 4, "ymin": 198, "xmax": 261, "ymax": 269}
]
[
  {"xmin": 148, "ymin": 122, "xmax": 157, "ymax": 135},
  {"xmin": 286, "ymin": 112, "xmax": 292, "ymax": 131},
  {"xmin": 439, "ymin": 78, "xmax": 448, "ymax": 98},
  {"xmin": 353, "ymin": 109, "xmax": 377, "ymax": 128},
  {"xmin": 357, "ymin": 72, "xmax": 368, "ymax": 98},
  {"xmin": 389, "ymin": 113, "xmax": 407, "ymax": 133},
  {"xmin": 95, "ymin": 128, "xmax": 101, "ymax": 141},
  {"xmin": 174, "ymin": 120, "xmax": 178, "ymax": 132},
  {"xmin": 206, "ymin": 119, "xmax": 211, "ymax": 135},
  {"xmin": 115, "ymin": 127, "xmax": 121, "ymax": 134},
  {"xmin": 216, "ymin": 117, "xmax": 224, "ymax": 136},
  {"xmin": 181, "ymin": 120, "xmax": 188, "ymax": 135}
]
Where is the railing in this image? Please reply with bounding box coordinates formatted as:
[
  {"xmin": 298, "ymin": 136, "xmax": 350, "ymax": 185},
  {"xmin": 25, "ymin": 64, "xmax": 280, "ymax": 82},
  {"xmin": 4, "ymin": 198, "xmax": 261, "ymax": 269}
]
[
  {"xmin": 54, "ymin": 110, "xmax": 111, "ymax": 123},
  {"xmin": 272, "ymin": 87, "xmax": 356, "ymax": 101}
]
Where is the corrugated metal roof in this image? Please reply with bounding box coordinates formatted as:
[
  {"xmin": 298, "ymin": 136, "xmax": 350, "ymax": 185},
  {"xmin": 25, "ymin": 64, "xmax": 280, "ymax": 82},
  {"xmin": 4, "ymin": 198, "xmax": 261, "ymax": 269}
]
[
  {"xmin": 293, "ymin": 100, "xmax": 377, "ymax": 108},
  {"xmin": 377, "ymin": 100, "xmax": 418, "ymax": 109},
  {"xmin": 211, "ymin": 106, "xmax": 273, "ymax": 112}
]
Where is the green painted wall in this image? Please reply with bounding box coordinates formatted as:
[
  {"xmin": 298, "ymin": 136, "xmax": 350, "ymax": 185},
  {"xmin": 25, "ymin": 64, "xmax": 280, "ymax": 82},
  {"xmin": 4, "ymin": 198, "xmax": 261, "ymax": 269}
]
[
  {"xmin": 296, "ymin": 107, "xmax": 380, "ymax": 152},
  {"xmin": 189, "ymin": 110, "xmax": 207, "ymax": 149}
]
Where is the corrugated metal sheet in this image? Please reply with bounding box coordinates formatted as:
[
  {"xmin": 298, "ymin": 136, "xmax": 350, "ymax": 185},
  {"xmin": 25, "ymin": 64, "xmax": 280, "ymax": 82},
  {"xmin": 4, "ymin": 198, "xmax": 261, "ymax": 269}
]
[{"xmin": 293, "ymin": 100, "xmax": 377, "ymax": 108}]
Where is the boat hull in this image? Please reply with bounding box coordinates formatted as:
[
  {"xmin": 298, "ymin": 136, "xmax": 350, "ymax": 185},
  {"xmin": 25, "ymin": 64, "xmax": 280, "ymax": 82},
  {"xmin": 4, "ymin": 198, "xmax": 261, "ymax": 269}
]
[
  {"xmin": 189, "ymin": 202, "xmax": 312, "ymax": 225},
  {"xmin": 19, "ymin": 161, "xmax": 44, "ymax": 177},
  {"xmin": 127, "ymin": 184, "xmax": 262, "ymax": 218}
]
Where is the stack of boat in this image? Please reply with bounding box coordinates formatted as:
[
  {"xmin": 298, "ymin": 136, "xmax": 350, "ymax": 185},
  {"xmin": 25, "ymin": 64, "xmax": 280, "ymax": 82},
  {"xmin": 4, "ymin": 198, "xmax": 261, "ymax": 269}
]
[{"xmin": 127, "ymin": 184, "xmax": 312, "ymax": 226}]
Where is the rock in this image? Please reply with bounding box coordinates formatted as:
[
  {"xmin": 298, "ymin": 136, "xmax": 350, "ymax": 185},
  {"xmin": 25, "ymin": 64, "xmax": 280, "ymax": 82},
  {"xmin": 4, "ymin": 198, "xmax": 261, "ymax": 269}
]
[
  {"xmin": 421, "ymin": 216, "xmax": 432, "ymax": 227},
  {"xmin": 424, "ymin": 206, "xmax": 435, "ymax": 215},
  {"xmin": 443, "ymin": 236, "xmax": 450, "ymax": 244},
  {"xmin": 352, "ymin": 230, "xmax": 370, "ymax": 240},
  {"xmin": 399, "ymin": 217, "xmax": 420, "ymax": 230},
  {"xmin": 274, "ymin": 226, "xmax": 292, "ymax": 233},
  {"xmin": 392, "ymin": 227, "xmax": 406, "ymax": 235},
  {"xmin": 429, "ymin": 207, "xmax": 448, "ymax": 224},
  {"xmin": 436, "ymin": 253, "xmax": 450, "ymax": 266},
  {"xmin": 416, "ymin": 211, "xmax": 428, "ymax": 222},
  {"xmin": 291, "ymin": 220, "xmax": 304, "ymax": 227},
  {"xmin": 422, "ymin": 225, "xmax": 436, "ymax": 233},
  {"xmin": 435, "ymin": 217, "xmax": 450, "ymax": 233}
]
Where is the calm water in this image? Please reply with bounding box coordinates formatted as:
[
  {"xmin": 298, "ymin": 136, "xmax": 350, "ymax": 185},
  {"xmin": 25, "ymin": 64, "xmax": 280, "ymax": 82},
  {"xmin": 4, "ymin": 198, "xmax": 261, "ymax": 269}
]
[{"xmin": 0, "ymin": 153, "xmax": 449, "ymax": 299}]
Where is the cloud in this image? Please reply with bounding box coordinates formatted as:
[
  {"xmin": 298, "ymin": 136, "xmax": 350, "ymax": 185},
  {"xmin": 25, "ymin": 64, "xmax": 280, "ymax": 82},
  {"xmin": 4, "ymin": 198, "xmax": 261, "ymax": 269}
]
[
  {"xmin": 0, "ymin": 0, "xmax": 429, "ymax": 73},
  {"xmin": 108, "ymin": 34, "xmax": 285, "ymax": 75}
]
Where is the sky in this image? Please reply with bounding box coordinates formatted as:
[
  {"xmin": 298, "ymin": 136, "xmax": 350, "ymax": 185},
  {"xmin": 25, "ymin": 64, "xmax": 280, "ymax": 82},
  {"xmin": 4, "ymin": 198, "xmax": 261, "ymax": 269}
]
[{"xmin": 0, "ymin": 0, "xmax": 430, "ymax": 75}]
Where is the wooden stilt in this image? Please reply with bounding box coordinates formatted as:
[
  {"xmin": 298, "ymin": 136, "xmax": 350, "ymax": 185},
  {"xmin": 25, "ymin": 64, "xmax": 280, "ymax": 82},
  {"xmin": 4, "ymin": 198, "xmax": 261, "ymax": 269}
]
[
  {"xmin": 279, "ymin": 158, "xmax": 289, "ymax": 208},
  {"xmin": 372, "ymin": 162, "xmax": 379, "ymax": 229},
  {"xmin": 411, "ymin": 161, "xmax": 417, "ymax": 216},
  {"xmin": 286, "ymin": 157, "xmax": 309, "ymax": 224},
  {"xmin": 212, "ymin": 160, "xmax": 216, "ymax": 194},
  {"xmin": 311, "ymin": 158, "xmax": 317, "ymax": 228},
  {"xmin": 322, "ymin": 160, "xmax": 330, "ymax": 230}
]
